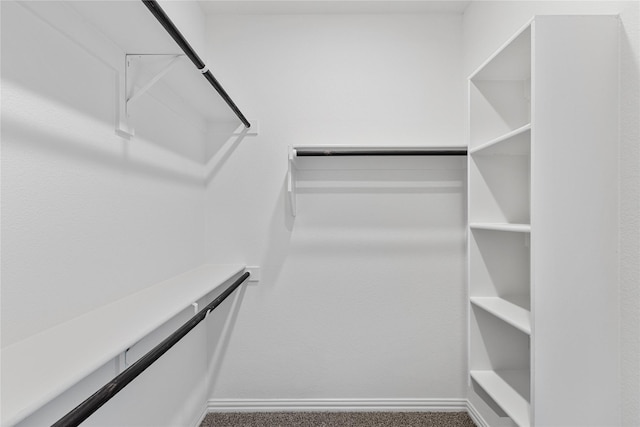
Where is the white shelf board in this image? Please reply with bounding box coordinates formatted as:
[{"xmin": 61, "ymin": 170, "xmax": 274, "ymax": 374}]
[
  {"xmin": 470, "ymin": 124, "xmax": 531, "ymax": 156},
  {"xmin": 471, "ymin": 297, "xmax": 531, "ymax": 335},
  {"xmin": 470, "ymin": 223, "xmax": 531, "ymax": 233},
  {"xmin": 292, "ymin": 145, "xmax": 468, "ymax": 151},
  {"xmin": 291, "ymin": 145, "xmax": 468, "ymax": 170},
  {"xmin": 291, "ymin": 145, "xmax": 468, "ymax": 163},
  {"xmin": 1, "ymin": 263, "xmax": 246, "ymax": 427},
  {"xmin": 470, "ymin": 370, "xmax": 531, "ymax": 427},
  {"xmin": 128, "ymin": 55, "xmax": 239, "ymax": 124}
]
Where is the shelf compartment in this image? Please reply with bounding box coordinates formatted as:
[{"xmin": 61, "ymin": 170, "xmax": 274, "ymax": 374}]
[
  {"xmin": 469, "ymin": 24, "xmax": 531, "ymax": 82},
  {"xmin": 469, "ymin": 24, "xmax": 531, "ymax": 150},
  {"xmin": 471, "ymin": 369, "xmax": 531, "ymax": 427},
  {"xmin": 470, "ymin": 304, "xmax": 531, "ymax": 369},
  {"xmin": 1, "ymin": 264, "xmax": 246, "ymax": 427},
  {"xmin": 469, "ymin": 80, "xmax": 531, "ymax": 149},
  {"xmin": 469, "ymin": 147, "xmax": 530, "ymax": 224},
  {"xmin": 470, "ymin": 124, "xmax": 531, "ymax": 156},
  {"xmin": 469, "ymin": 228, "xmax": 530, "ymax": 302},
  {"xmin": 471, "ymin": 296, "xmax": 531, "ymax": 335},
  {"xmin": 470, "ymin": 223, "xmax": 530, "ymax": 233}
]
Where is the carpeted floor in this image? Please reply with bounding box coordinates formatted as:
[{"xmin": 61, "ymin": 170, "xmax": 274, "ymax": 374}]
[{"xmin": 200, "ymin": 411, "xmax": 477, "ymax": 426}]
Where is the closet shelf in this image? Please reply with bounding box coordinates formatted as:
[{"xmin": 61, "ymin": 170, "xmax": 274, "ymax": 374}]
[
  {"xmin": 471, "ymin": 297, "xmax": 531, "ymax": 335},
  {"xmin": 292, "ymin": 145, "xmax": 468, "ymax": 157},
  {"xmin": 287, "ymin": 145, "xmax": 467, "ymax": 216},
  {"xmin": 470, "ymin": 223, "xmax": 531, "ymax": 233},
  {"xmin": 470, "ymin": 124, "xmax": 531, "ymax": 156},
  {"xmin": 0, "ymin": 263, "xmax": 246, "ymax": 427},
  {"xmin": 66, "ymin": 1, "xmax": 249, "ymax": 135},
  {"xmin": 470, "ymin": 370, "xmax": 531, "ymax": 427}
]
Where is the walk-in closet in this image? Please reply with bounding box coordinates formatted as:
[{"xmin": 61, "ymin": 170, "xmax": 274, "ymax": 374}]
[{"xmin": 2, "ymin": 1, "xmax": 639, "ymax": 426}]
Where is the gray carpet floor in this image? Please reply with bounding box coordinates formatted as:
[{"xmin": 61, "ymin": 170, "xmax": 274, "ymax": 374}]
[{"xmin": 200, "ymin": 412, "xmax": 477, "ymax": 426}]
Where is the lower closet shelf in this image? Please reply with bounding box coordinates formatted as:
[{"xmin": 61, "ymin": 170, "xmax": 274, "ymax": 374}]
[
  {"xmin": 470, "ymin": 370, "xmax": 530, "ymax": 427},
  {"xmin": 470, "ymin": 297, "xmax": 531, "ymax": 334},
  {"xmin": 1, "ymin": 263, "xmax": 246, "ymax": 427}
]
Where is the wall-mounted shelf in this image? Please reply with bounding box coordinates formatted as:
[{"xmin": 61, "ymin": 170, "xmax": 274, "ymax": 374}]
[
  {"xmin": 0, "ymin": 264, "xmax": 246, "ymax": 427},
  {"xmin": 287, "ymin": 145, "xmax": 467, "ymax": 216},
  {"xmin": 67, "ymin": 1, "xmax": 252, "ymax": 137}
]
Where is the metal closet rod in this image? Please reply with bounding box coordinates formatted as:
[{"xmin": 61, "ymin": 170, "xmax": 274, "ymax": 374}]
[
  {"xmin": 141, "ymin": 0, "xmax": 251, "ymax": 128},
  {"xmin": 295, "ymin": 149, "xmax": 468, "ymax": 156},
  {"xmin": 51, "ymin": 271, "xmax": 251, "ymax": 427}
]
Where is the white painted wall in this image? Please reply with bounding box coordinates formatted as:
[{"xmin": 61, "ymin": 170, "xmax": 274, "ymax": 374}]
[
  {"xmin": 1, "ymin": 0, "xmax": 208, "ymax": 349},
  {"xmin": 463, "ymin": 2, "xmax": 640, "ymax": 425},
  {"xmin": 1, "ymin": 1, "xmax": 217, "ymax": 425},
  {"xmin": 203, "ymin": 12, "xmax": 469, "ymax": 405},
  {"xmin": 158, "ymin": 0, "xmax": 208, "ymax": 57}
]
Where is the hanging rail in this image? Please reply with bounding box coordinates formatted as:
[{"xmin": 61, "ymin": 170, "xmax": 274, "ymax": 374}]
[
  {"xmin": 141, "ymin": 0, "xmax": 251, "ymax": 128},
  {"xmin": 295, "ymin": 148, "xmax": 468, "ymax": 156},
  {"xmin": 51, "ymin": 271, "xmax": 250, "ymax": 427}
]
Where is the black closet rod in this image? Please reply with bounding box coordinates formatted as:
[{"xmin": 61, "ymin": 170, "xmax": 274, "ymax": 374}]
[
  {"xmin": 51, "ymin": 271, "xmax": 250, "ymax": 427},
  {"xmin": 296, "ymin": 149, "xmax": 468, "ymax": 156},
  {"xmin": 141, "ymin": 0, "xmax": 251, "ymax": 128}
]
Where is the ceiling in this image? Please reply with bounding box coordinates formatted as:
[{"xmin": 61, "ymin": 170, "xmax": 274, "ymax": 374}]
[{"xmin": 198, "ymin": 0, "xmax": 472, "ymax": 15}]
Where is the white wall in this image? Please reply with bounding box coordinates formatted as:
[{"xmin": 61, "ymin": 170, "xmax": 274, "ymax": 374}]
[
  {"xmin": 203, "ymin": 11, "xmax": 469, "ymax": 405},
  {"xmin": 1, "ymin": 1, "xmax": 216, "ymax": 425},
  {"xmin": 1, "ymin": 0, "xmax": 208, "ymax": 348},
  {"xmin": 463, "ymin": 2, "xmax": 640, "ymax": 425},
  {"xmin": 158, "ymin": 0, "xmax": 208, "ymax": 57}
]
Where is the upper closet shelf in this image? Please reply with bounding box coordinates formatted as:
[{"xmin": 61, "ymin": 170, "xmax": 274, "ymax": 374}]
[
  {"xmin": 287, "ymin": 145, "xmax": 467, "ymax": 216},
  {"xmin": 67, "ymin": 1, "xmax": 252, "ymax": 136},
  {"xmin": 1, "ymin": 264, "xmax": 246, "ymax": 427},
  {"xmin": 292, "ymin": 146, "xmax": 468, "ymax": 157}
]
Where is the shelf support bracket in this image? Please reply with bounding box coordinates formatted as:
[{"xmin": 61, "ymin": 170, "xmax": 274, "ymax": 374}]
[
  {"xmin": 126, "ymin": 54, "xmax": 184, "ymax": 106},
  {"xmin": 287, "ymin": 147, "xmax": 297, "ymax": 217},
  {"xmin": 116, "ymin": 54, "xmax": 184, "ymax": 137},
  {"xmin": 117, "ymin": 56, "xmax": 135, "ymax": 137}
]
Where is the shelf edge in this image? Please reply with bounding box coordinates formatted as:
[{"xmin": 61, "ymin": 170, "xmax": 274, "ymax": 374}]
[
  {"xmin": 470, "ymin": 297, "xmax": 531, "ymax": 335},
  {"xmin": 469, "ymin": 124, "xmax": 531, "ymax": 155},
  {"xmin": 469, "ymin": 223, "xmax": 531, "ymax": 233}
]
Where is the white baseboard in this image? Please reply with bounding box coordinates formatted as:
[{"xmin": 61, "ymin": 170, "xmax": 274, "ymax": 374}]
[
  {"xmin": 192, "ymin": 406, "xmax": 209, "ymax": 427},
  {"xmin": 207, "ymin": 398, "xmax": 468, "ymax": 413},
  {"xmin": 466, "ymin": 400, "xmax": 490, "ymax": 427}
]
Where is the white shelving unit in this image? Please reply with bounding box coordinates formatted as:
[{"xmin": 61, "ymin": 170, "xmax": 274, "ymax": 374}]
[
  {"xmin": 468, "ymin": 15, "xmax": 620, "ymax": 426},
  {"xmin": 0, "ymin": 264, "xmax": 246, "ymax": 427}
]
